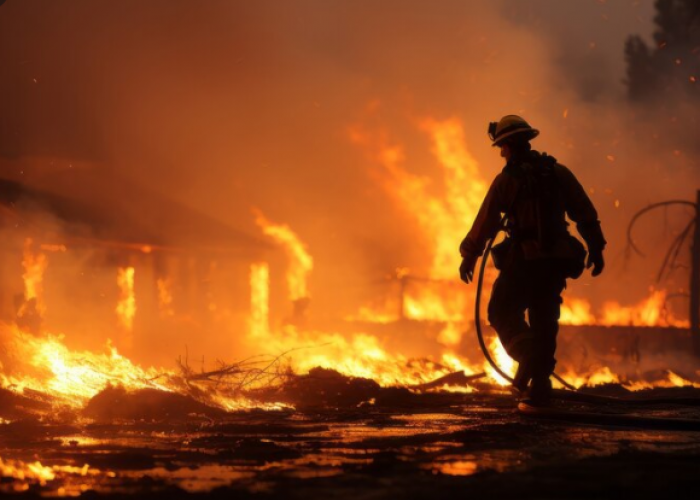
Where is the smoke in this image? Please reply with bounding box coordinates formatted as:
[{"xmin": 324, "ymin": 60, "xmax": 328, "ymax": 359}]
[
  {"xmin": 1, "ymin": 0, "xmax": 697, "ymax": 365},
  {"xmin": 501, "ymin": 0, "xmax": 655, "ymax": 101}
]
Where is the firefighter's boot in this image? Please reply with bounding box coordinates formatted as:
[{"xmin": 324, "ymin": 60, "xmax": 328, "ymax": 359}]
[{"xmin": 526, "ymin": 376, "xmax": 552, "ymax": 407}]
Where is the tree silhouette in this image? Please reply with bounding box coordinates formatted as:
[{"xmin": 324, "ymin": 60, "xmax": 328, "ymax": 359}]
[
  {"xmin": 625, "ymin": 0, "xmax": 700, "ymax": 101},
  {"xmin": 627, "ymin": 194, "xmax": 700, "ymax": 355}
]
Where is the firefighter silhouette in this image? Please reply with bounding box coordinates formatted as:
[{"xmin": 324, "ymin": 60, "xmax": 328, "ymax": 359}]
[{"xmin": 459, "ymin": 115, "xmax": 606, "ymax": 406}]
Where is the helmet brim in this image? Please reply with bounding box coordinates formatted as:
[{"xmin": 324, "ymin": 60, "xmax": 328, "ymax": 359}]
[{"xmin": 492, "ymin": 128, "xmax": 539, "ymax": 147}]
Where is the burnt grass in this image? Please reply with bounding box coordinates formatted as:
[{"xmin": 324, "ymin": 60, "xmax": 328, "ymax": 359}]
[{"xmin": 2, "ymin": 373, "xmax": 700, "ymax": 499}]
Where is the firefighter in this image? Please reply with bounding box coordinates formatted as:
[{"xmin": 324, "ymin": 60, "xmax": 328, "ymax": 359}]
[{"xmin": 459, "ymin": 115, "xmax": 606, "ymax": 406}]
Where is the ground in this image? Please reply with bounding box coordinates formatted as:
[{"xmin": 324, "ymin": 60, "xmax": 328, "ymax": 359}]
[{"xmin": 2, "ymin": 386, "xmax": 700, "ymax": 499}]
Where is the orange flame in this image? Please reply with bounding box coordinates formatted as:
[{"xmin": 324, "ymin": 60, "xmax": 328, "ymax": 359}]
[
  {"xmin": 601, "ymin": 290, "xmax": 687, "ymax": 328},
  {"xmin": 269, "ymin": 326, "xmax": 478, "ymax": 387},
  {"xmin": 483, "ymin": 336, "xmax": 515, "ymax": 386},
  {"xmin": 421, "ymin": 118, "xmax": 489, "ymax": 278},
  {"xmin": 116, "ymin": 267, "xmax": 136, "ymax": 332},
  {"xmin": 559, "ymin": 289, "xmax": 688, "ymax": 328},
  {"xmin": 249, "ymin": 262, "xmax": 270, "ymax": 338},
  {"xmin": 352, "ymin": 117, "xmax": 487, "ymax": 280},
  {"xmin": 255, "ymin": 212, "xmax": 313, "ymax": 301},
  {"xmin": 19, "ymin": 238, "xmax": 48, "ymax": 318},
  {"xmin": 1, "ymin": 323, "xmax": 170, "ymax": 406},
  {"xmin": 560, "ymin": 297, "xmax": 596, "ymax": 326},
  {"xmin": 0, "ymin": 323, "xmax": 288, "ymax": 411},
  {"xmin": 347, "ymin": 115, "xmax": 487, "ymax": 345}
]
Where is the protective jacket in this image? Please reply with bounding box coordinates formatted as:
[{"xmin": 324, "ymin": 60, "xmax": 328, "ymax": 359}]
[{"xmin": 459, "ymin": 150, "xmax": 606, "ymax": 266}]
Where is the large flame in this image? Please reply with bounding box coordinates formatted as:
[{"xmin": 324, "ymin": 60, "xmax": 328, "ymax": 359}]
[
  {"xmin": 0, "ymin": 323, "xmax": 288, "ymax": 411},
  {"xmin": 1, "ymin": 324, "xmax": 170, "ymax": 407},
  {"xmin": 351, "ymin": 116, "xmax": 487, "ymax": 280},
  {"xmin": 244, "ymin": 120, "xmax": 494, "ymax": 387},
  {"xmin": 344, "ymin": 115, "xmax": 489, "ymax": 379},
  {"xmin": 421, "ymin": 118, "xmax": 489, "ymax": 278}
]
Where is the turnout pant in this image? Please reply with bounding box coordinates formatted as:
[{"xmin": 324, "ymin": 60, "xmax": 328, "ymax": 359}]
[{"xmin": 487, "ymin": 259, "xmax": 567, "ymax": 381}]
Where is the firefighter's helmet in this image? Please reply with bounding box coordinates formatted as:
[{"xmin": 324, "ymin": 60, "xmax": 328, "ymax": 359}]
[{"xmin": 488, "ymin": 115, "xmax": 539, "ymax": 147}]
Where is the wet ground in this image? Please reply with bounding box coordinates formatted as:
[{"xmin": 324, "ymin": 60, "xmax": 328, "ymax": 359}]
[{"xmin": 2, "ymin": 390, "xmax": 700, "ymax": 499}]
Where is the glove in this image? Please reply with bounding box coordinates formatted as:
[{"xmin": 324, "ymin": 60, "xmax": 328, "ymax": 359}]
[
  {"xmin": 586, "ymin": 250, "xmax": 604, "ymax": 277},
  {"xmin": 459, "ymin": 254, "xmax": 478, "ymax": 284}
]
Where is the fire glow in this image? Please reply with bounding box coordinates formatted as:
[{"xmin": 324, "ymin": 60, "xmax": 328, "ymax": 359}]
[
  {"xmin": 116, "ymin": 267, "xmax": 136, "ymax": 332},
  {"xmin": 18, "ymin": 238, "xmax": 48, "ymax": 319},
  {"xmin": 0, "ymin": 115, "xmax": 698, "ymax": 418}
]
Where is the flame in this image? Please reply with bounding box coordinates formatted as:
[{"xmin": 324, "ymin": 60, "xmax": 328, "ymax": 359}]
[
  {"xmin": 0, "ymin": 323, "xmax": 288, "ymax": 411},
  {"xmin": 116, "ymin": 267, "xmax": 136, "ymax": 332},
  {"xmin": 555, "ymin": 366, "xmax": 700, "ymax": 391},
  {"xmin": 249, "ymin": 262, "xmax": 270, "ymax": 338},
  {"xmin": 601, "ymin": 290, "xmax": 688, "ymax": 328},
  {"xmin": 249, "ymin": 138, "xmax": 489, "ymax": 387},
  {"xmin": 342, "ymin": 115, "xmax": 489, "ymax": 380},
  {"xmin": 555, "ymin": 366, "xmax": 621, "ymax": 389},
  {"xmin": 403, "ymin": 283, "xmax": 467, "ymax": 322},
  {"xmin": 560, "ymin": 297, "xmax": 596, "ymax": 326},
  {"xmin": 352, "ymin": 117, "xmax": 487, "ymax": 280},
  {"xmin": 246, "ymin": 256, "xmax": 479, "ymax": 388},
  {"xmin": 421, "ymin": 118, "xmax": 489, "ymax": 278},
  {"xmin": 1, "ymin": 324, "xmax": 169, "ymax": 406},
  {"xmin": 264, "ymin": 326, "xmax": 477, "ymax": 387},
  {"xmin": 483, "ymin": 336, "xmax": 515, "ymax": 386},
  {"xmin": 559, "ymin": 289, "xmax": 689, "ymax": 328},
  {"xmin": 436, "ymin": 322, "xmax": 463, "ymax": 347},
  {"xmin": 255, "ymin": 212, "xmax": 313, "ymax": 301},
  {"xmin": 18, "ymin": 238, "xmax": 48, "ymax": 318}
]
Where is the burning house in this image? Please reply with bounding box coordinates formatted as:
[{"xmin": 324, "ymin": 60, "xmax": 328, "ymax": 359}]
[{"xmin": 0, "ymin": 163, "xmax": 272, "ymax": 366}]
